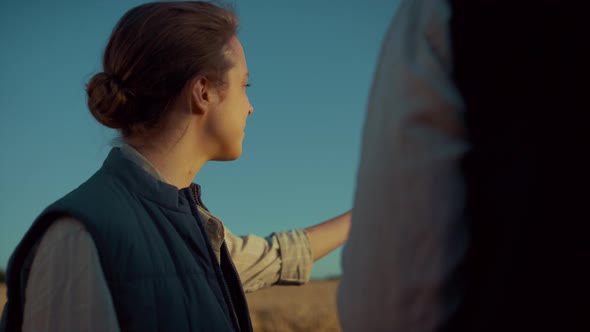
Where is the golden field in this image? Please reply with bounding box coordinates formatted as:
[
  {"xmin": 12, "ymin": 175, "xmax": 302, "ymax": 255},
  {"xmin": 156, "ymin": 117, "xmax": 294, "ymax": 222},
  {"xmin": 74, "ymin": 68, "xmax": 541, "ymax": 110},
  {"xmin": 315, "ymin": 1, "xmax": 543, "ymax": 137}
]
[
  {"xmin": 0, "ymin": 280, "xmax": 341, "ymax": 332},
  {"xmin": 246, "ymin": 280, "xmax": 341, "ymax": 332}
]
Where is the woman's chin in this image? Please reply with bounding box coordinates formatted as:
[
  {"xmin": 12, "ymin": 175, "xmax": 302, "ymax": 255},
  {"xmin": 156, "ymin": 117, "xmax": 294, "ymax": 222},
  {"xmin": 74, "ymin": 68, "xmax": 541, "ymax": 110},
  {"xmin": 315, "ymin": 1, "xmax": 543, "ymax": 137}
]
[{"xmin": 212, "ymin": 147, "xmax": 242, "ymax": 161}]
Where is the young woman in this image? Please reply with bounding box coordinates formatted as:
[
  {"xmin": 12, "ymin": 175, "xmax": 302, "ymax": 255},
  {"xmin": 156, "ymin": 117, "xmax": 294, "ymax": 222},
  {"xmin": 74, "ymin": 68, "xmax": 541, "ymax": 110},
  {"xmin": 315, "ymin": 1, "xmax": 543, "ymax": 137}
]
[{"xmin": 0, "ymin": 2, "xmax": 351, "ymax": 332}]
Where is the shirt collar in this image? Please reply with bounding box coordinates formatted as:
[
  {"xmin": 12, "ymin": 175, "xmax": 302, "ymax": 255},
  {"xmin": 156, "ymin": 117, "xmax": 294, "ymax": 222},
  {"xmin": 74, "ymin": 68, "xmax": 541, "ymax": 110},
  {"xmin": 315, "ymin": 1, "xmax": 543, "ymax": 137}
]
[{"xmin": 119, "ymin": 144, "xmax": 170, "ymax": 184}]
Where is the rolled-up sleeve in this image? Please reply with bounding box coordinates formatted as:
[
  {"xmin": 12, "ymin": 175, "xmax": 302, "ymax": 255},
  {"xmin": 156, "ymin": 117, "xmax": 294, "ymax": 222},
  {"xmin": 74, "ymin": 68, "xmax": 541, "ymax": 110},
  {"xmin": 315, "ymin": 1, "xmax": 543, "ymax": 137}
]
[{"xmin": 224, "ymin": 227, "xmax": 313, "ymax": 293}]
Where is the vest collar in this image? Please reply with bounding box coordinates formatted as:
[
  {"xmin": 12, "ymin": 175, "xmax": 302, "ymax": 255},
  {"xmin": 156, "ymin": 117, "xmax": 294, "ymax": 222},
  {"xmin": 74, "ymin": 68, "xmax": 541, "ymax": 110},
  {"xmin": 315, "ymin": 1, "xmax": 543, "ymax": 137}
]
[{"xmin": 101, "ymin": 147, "xmax": 192, "ymax": 211}]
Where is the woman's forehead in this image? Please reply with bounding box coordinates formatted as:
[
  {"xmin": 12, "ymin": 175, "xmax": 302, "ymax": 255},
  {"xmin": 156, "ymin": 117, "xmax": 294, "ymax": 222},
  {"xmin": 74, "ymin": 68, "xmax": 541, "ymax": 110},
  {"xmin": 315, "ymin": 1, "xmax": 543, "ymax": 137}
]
[
  {"xmin": 225, "ymin": 40, "xmax": 248, "ymax": 78},
  {"xmin": 226, "ymin": 37, "xmax": 247, "ymax": 65}
]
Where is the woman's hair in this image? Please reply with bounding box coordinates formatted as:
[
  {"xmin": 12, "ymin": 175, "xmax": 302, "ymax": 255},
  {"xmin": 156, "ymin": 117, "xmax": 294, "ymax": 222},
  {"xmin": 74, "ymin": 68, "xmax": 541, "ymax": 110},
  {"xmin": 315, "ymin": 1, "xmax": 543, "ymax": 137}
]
[{"xmin": 86, "ymin": 1, "xmax": 238, "ymax": 138}]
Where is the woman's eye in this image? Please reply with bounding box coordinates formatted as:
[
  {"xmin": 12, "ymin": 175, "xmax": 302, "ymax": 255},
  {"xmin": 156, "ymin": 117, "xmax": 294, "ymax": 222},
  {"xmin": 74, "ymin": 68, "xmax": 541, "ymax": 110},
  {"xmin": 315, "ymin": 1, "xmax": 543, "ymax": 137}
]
[{"xmin": 245, "ymin": 84, "xmax": 251, "ymax": 88}]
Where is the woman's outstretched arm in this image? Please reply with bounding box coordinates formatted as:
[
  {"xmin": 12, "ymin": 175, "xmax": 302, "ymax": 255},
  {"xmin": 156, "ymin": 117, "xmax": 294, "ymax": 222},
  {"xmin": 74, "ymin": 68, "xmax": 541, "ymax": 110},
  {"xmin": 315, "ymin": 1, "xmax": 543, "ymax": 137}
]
[{"xmin": 305, "ymin": 210, "xmax": 352, "ymax": 261}]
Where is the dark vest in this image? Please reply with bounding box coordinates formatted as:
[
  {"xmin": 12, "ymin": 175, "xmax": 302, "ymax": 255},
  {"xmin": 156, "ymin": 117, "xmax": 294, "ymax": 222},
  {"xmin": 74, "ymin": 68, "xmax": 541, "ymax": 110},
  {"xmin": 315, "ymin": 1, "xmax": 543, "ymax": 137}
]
[
  {"xmin": 448, "ymin": 1, "xmax": 589, "ymax": 331},
  {"xmin": 1, "ymin": 148, "xmax": 252, "ymax": 332}
]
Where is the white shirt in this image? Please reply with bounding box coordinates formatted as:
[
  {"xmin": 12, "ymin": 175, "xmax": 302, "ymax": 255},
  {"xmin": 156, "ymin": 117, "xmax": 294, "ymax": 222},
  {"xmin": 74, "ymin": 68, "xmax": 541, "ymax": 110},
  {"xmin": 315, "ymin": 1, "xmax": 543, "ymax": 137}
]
[{"xmin": 338, "ymin": 0, "xmax": 469, "ymax": 331}]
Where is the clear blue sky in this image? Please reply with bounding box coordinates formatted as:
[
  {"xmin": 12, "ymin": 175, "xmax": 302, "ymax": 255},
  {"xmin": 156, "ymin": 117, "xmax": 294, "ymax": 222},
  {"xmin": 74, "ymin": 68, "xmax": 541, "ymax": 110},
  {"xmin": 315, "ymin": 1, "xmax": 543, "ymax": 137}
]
[{"xmin": 0, "ymin": 0, "xmax": 399, "ymax": 278}]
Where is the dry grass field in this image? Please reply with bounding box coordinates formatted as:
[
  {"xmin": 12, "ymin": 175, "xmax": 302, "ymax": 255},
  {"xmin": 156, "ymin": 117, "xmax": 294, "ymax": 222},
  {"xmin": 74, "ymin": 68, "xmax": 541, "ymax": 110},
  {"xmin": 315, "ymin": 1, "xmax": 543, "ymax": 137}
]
[
  {"xmin": 0, "ymin": 280, "xmax": 341, "ymax": 332},
  {"xmin": 246, "ymin": 280, "xmax": 341, "ymax": 332}
]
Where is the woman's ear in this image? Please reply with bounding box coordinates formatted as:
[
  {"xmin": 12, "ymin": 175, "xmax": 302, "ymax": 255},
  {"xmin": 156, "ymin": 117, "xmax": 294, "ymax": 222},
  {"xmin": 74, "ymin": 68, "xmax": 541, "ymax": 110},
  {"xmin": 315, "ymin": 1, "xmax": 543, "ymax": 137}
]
[{"xmin": 191, "ymin": 77, "xmax": 213, "ymax": 115}]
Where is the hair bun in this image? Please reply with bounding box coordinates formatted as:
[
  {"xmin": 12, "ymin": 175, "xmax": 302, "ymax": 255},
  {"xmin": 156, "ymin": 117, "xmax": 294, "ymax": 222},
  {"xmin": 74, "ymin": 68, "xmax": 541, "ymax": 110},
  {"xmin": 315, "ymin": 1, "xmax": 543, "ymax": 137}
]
[{"xmin": 86, "ymin": 72, "xmax": 136, "ymax": 130}]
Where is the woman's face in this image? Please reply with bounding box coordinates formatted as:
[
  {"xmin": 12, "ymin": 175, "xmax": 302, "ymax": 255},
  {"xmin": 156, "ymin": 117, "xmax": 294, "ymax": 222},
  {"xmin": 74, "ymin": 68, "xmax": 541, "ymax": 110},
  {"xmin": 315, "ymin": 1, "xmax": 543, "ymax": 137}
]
[{"xmin": 206, "ymin": 36, "xmax": 254, "ymax": 161}]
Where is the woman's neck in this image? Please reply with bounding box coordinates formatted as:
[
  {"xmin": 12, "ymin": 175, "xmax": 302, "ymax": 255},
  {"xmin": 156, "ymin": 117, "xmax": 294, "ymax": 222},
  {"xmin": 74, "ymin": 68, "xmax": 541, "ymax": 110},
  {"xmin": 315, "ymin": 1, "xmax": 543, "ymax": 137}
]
[{"xmin": 128, "ymin": 137, "xmax": 208, "ymax": 190}]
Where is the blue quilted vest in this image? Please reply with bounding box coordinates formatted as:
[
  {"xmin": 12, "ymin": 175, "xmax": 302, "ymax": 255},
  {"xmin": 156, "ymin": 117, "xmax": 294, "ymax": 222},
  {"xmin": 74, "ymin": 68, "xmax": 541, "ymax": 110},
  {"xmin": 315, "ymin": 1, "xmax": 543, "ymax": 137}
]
[{"xmin": 1, "ymin": 148, "xmax": 252, "ymax": 332}]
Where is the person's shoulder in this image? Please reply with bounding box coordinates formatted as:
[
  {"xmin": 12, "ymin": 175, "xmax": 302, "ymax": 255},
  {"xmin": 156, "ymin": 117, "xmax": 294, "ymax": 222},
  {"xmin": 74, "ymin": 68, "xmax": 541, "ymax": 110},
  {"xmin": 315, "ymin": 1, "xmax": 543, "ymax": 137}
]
[
  {"xmin": 31, "ymin": 216, "xmax": 95, "ymax": 262},
  {"xmin": 41, "ymin": 169, "xmax": 138, "ymax": 233},
  {"xmin": 393, "ymin": 0, "xmax": 451, "ymax": 32},
  {"xmin": 50, "ymin": 168, "xmax": 127, "ymax": 210},
  {"xmin": 43, "ymin": 217, "xmax": 87, "ymax": 239}
]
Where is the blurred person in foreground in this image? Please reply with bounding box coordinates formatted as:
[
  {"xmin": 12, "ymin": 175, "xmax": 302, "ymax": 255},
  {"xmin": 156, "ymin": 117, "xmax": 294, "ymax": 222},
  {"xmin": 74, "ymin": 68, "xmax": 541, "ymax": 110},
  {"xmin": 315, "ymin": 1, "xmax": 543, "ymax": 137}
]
[
  {"xmin": 0, "ymin": 2, "xmax": 351, "ymax": 332},
  {"xmin": 338, "ymin": 0, "xmax": 588, "ymax": 331}
]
